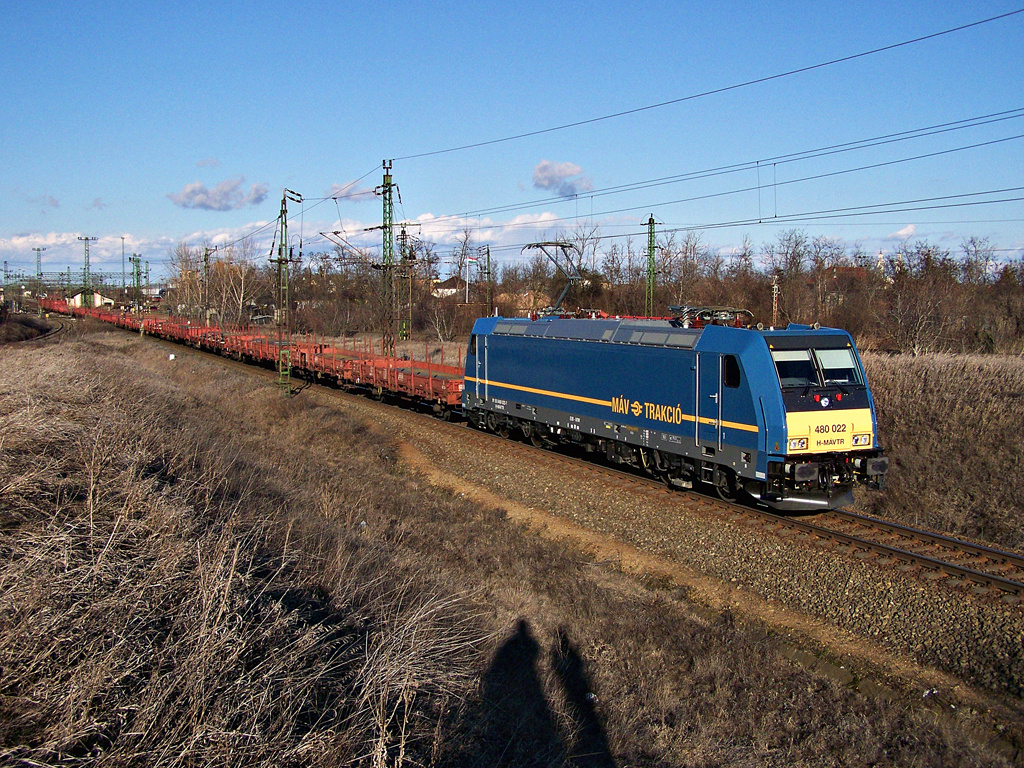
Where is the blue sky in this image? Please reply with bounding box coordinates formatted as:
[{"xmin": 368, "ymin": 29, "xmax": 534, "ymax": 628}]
[{"xmin": 1, "ymin": 0, "xmax": 1022, "ymax": 280}]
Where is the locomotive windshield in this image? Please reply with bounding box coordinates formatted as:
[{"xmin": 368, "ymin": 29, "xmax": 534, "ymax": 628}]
[
  {"xmin": 771, "ymin": 347, "xmax": 864, "ymax": 388},
  {"xmin": 815, "ymin": 348, "xmax": 863, "ymax": 385}
]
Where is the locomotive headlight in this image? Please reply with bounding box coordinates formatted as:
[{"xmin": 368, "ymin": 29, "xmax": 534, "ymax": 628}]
[
  {"xmin": 852, "ymin": 433, "xmax": 871, "ymax": 446},
  {"xmin": 788, "ymin": 438, "xmax": 807, "ymax": 451}
]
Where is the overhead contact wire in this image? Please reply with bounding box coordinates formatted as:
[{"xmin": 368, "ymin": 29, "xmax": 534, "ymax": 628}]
[{"xmin": 395, "ymin": 9, "xmax": 1024, "ymax": 160}]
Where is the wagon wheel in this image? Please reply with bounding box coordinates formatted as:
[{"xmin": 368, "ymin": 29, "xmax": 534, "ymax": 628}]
[
  {"xmin": 713, "ymin": 467, "xmax": 738, "ymax": 502},
  {"xmin": 530, "ymin": 430, "xmax": 546, "ymax": 448}
]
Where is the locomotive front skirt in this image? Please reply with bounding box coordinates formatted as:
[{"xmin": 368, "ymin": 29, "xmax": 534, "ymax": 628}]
[{"xmin": 463, "ymin": 316, "xmax": 888, "ymax": 511}]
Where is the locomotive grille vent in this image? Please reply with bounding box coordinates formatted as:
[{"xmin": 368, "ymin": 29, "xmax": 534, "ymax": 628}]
[{"xmin": 490, "ymin": 320, "xmax": 700, "ymax": 348}]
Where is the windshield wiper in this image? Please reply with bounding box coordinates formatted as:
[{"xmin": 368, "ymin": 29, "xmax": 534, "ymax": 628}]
[{"xmin": 824, "ymin": 380, "xmax": 851, "ymax": 395}]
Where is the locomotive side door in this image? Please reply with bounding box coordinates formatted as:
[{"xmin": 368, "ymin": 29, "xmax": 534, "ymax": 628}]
[
  {"xmin": 470, "ymin": 334, "xmax": 481, "ymax": 401},
  {"xmin": 695, "ymin": 352, "xmax": 723, "ymax": 452}
]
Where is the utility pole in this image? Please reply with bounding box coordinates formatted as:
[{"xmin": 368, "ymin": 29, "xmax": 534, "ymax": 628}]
[
  {"xmin": 145, "ymin": 261, "xmax": 150, "ymax": 309},
  {"xmin": 78, "ymin": 236, "xmax": 98, "ymax": 308},
  {"xmin": 33, "ymin": 247, "xmax": 46, "ymax": 295},
  {"xmin": 486, "ymin": 246, "xmax": 492, "ymax": 316},
  {"xmin": 121, "ymin": 236, "xmax": 126, "ymax": 301},
  {"xmin": 364, "ymin": 162, "xmax": 409, "ymax": 355},
  {"xmin": 397, "ymin": 226, "xmax": 411, "ymax": 340},
  {"xmin": 130, "ymin": 254, "xmax": 142, "ymax": 311},
  {"xmin": 270, "ymin": 189, "xmax": 302, "ymax": 394},
  {"xmin": 477, "ymin": 245, "xmax": 492, "ymax": 316},
  {"xmin": 203, "ymin": 247, "xmax": 212, "ymax": 322},
  {"xmin": 645, "ymin": 214, "xmax": 656, "ymax": 317},
  {"xmin": 380, "ymin": 161, "xmax": 396, "ymax": 356},
  {"xmin": 771, "ymin": 274, "xmax": 780, "ymax": 328},
  {"xmin": 377, "ymin": 160, "xmax": 396, "ymax": 358}
]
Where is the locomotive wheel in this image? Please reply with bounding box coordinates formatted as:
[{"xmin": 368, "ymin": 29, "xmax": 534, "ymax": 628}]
[
  {"xmin": 713, "ymin": 467, "xmax": 738, "ymax": 501},
  {"xmin": 485, "ymin": 412, "xmax": 501, "ymax": 433}
]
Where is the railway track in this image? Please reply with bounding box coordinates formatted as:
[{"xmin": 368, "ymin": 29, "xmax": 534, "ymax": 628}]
[
  {"xmin": 334, "ymin": 385, "xmax": 1024, "ymax": 604},
  {"xmin": 19, "ymin": 315, "xmax": 72, "ymax": 344},
  {"xmin": 458, "ymin": 421, "xmax": 1024, "ymax": 602},
  {"xmin": 795, "ymin": 509, "xmax": 1024, "ymax": 599},
  {"xmin": 130, "ymin": 326, "xmax": 1024, "ymax": 606}
]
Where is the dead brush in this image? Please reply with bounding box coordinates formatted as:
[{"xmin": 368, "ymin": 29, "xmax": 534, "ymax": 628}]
[
  {"xmin": 860, "ymin": 352, "xmax": 1024, "ymax": 550},
  {"xmin": 0, "ymin": 340, "xmax": 484, "ymax": 767}
]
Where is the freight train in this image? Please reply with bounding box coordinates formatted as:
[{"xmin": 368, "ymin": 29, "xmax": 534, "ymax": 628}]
[{"xmin": 39, "ymin": 299, "xmax": 887, "ymax": 511}]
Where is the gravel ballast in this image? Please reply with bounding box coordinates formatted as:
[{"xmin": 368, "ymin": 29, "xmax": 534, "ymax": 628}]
[{"xmin": 335, "ymin": 395, "xmax": 1024, "ymax": 711}]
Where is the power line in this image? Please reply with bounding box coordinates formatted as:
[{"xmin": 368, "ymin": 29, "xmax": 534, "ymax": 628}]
[
  {"xmin": 395, "ymin": 9, "xmax": 1024, "ymax": 161},
  {"xmin": 425, "ymin": 107, "xmax": 1024, "ymax": 225},
  {"xmin": 418, "ymin": 133, "xmax": 1024, "ymax": 238},
  {"xmin": 208, "ymin": 164, "xmax": 381, "ymax": 253},
  {"xmin": 477, "ymin": 187, "xmax": 1024, "ymax": 256}
]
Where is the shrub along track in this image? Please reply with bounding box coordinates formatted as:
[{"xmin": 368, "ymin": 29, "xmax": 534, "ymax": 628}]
[{"xmin": 141, "ymin": 330, "xmax": 1024, "ymax": 750}]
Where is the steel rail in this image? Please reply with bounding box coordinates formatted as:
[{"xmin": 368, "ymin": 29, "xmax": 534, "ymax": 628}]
[
  {"xmin": 765, "ymin": 512, "xmax": 1024, "ymax": 596},
  {"xmin": 18, "ymin": 317, "xmax": 70, "ymax": 344},
  {"xmin": 829, "ymin": 509, "xmax": 1024, "ymax": 571}
]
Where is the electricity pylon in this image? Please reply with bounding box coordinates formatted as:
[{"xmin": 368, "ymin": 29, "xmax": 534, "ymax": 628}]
[{"xmin": 270, "ymin": 189, "xmax": 303, "ymax": 394}]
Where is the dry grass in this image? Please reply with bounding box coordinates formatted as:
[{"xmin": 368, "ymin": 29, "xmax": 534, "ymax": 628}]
[
  {"xmin": 860, "ymin": 352, "xmax": 1024, "ymax": 551},
  {"xmin": 0, "ymin": 336, "xmax": 481, "ymax": 766},
  {"xmin": 0, "ymin": 330, "xmax": 1014, "ymax": 766}
]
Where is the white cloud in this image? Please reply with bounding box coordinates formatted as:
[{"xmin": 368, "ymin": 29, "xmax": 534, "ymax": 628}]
[
  {"xmin": 0, "ymin": 232, "xmax": 164, "ymax": 273},
  {"xmin": 197, "ymin": 157, "xmax": 221, "ymax": 168},
  {"xmin": 167, "ymin": 176, "xmax": 269, "ymax": 211},
  {"xmin": 89, "ymin": 197, "xmax": 108, "ymax": 210},
  {"xmin": 532, "ymin": 160, "xmax": 593, "ymax": 198},
  {"xmin": 413, "ymin": 211, "xmax": 561, "ymax": 249},
  {"xmin": 888, "ymin": 224, "xmax": 916, "ymax": 240}
]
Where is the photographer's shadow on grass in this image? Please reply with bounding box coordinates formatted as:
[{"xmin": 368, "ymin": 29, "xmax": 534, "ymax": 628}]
[{"xmin": 466, "ymin": 618, "xmax": 615, "ymax": 767}]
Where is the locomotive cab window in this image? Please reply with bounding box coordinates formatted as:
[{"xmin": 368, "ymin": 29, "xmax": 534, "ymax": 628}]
[
  {"xmin": 723, "ymin": 354, "xmax": 741, "ymax": 388},
  {"xmin": 771, "ymin": 350, "xmax": 818, "ymax": 388},
  {"xmin": 813, "ymin": 348, "xmax": 863, "ymax": 386},
  {"xmin": 469, "ymin": 335, "xmax": 477, "ymax": 355}
]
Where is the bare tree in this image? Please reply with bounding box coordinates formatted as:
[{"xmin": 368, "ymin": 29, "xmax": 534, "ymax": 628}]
[
  {"xmin": 960, "ymin": 236, "xmax": 994, "ymax": 286},
  {"xmin": 213, "ymin": 237, "xmax": 265, "ymax": 326},
  {"xmin": 167, "ymin": 242, "xmax": 203, "ymax": 318},
  {"xmin": 763, "ymin": 229, "xmax": 811, "ymax": 323},
  {"xmin": 450, "ymin": 229, "xmax": 473, "ymax": 285}
]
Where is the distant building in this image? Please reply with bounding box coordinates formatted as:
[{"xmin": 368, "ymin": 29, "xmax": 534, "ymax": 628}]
[
  {"xmin": 431, "ymin": 276, "xmax": 466, "ymax": 298},
  {"xmin": 69, "ymin": 291, "xmax": 116, "ymax": 308}
]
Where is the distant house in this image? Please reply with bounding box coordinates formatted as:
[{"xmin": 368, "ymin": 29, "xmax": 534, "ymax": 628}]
[
  {"xmin": 69, "ymin": 291, "xmax": 116, "ymax": 309},
  {"xmin": 431, "ymin": 276, "xmax": 466, "ymax": 299}
]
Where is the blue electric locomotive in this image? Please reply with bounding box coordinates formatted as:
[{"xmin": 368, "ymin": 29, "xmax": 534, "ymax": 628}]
[{"xmin": 462, "ymin": 313, "xmax": 888, "ymax": 511}]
